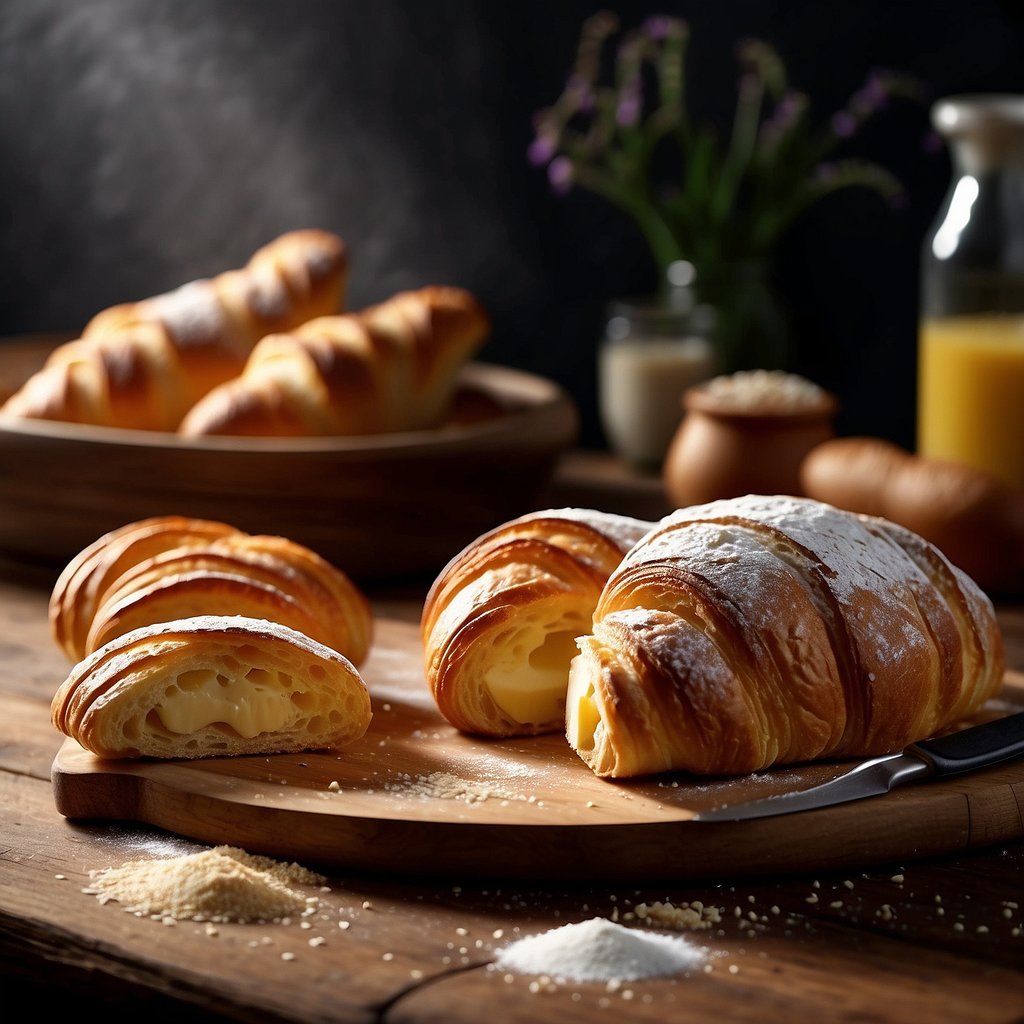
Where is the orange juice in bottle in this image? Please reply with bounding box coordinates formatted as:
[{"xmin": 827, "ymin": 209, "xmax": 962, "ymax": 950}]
[
  {"xmin": 918, "ymin": 95, "xmax": 1024, "ymax": 488},
  {"xmin": 918, "ymin": 314, "xmax": 1024, "ymax": 488}
]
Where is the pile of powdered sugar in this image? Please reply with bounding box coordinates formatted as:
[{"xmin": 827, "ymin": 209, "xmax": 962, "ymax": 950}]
[{"xmin": 493, "ymin": 917, "xmax": 704, "ymax": 982}]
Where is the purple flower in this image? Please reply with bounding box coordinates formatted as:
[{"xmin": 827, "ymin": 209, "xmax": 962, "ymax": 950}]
[
  {"xmin": 642, "ymin": 15, "xmax": 673, "ymax": 41},
  {"xmin": 853, "ymin": 71, "xmax": 890, "ymax": 114},
  {"xmin": 831, "ymin": 110, "xmax": 858, "ymax": 138},
  {"xmin": 566, "ymin": 73, "xmax": 595, "ymax": 113},
  {"xmin": 527, "ymin": 134, "xmax": 557, "ymax": 167},
  {"xmin": 617, "ymin": 91, "xmax": 642, "ymax": 126},
  {"xmin": 548, "ymin": 156, "xmax": 574, "ymax": 196}
]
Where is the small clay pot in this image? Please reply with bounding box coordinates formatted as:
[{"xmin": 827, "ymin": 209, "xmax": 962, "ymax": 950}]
[{"xmin": 662, "ymin": 373, "xmax": 839, "ymax": 508}]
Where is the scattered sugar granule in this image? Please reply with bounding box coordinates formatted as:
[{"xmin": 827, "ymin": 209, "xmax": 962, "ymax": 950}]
[
  {"xmin": 384, "ymin": 770, "xmax": 525, "ymax": 805},
  {"xmin": 84, "ymin": 845, "xmax": 326, "ymax": 923},
  {"xmin": 628, "ymin": 900, "xmax": 722, "ymax": 931},
  {"xmin": 493, "ymin": 917, "xmax": 703, "ymax": 983}
]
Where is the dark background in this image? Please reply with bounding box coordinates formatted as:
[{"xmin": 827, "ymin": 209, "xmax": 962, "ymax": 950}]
[{"xmin": 1, "ymin": 0, "xmax": 1022, "ymax": 452}]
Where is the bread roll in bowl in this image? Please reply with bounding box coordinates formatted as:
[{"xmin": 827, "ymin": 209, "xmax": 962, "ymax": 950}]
[{"xmin": 800, "ymin": 436, "xmax": 1024, "ymax": 595}]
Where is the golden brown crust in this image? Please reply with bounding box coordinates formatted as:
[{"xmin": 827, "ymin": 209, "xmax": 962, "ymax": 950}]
[
  {"xmin": 800, "ymin": 436, "xmax": 1024, "ymax": 595},
  {"xmin": 565, "ymin": 495, "xmax": 1005, "ymax": 778},
  {"xmin": 420, "ymin": 508, "xmax": 654, "ymax": 736},
  {"xmin": 178, "ymin": 285, "xmax": 491, "ymax": 437},
  {"xmin": 50, "ymin": 517, "xmax": 373, "ymax": 667},
  {"xmin": 0, "ymin": 230, "xmax": 349, "ymax": 431},
  {"xmin": 49, "ymin": 515, "xmax": 242, "ymax": 662},
  {"xmin": 49, "ymin": 615, "xmax": 372, "ymax": 760}
]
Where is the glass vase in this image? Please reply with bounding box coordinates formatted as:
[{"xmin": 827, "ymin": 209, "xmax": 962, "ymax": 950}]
[
  {"xmin": 695, "ymin": 260, "xmax": 792, "ymax": 374},
  {"xmin": 597, "ymin": 292, "xmax": 719, "ymax": 469},
  {"xmin": 918, "ymin": 94, "xmax": 1024, "ymax": 490}
]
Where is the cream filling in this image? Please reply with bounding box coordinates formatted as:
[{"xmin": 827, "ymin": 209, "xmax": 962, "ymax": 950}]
[
  {"xmin": 565, "ymin": 652, "xmax": 601, "ymax": 751},
  {"xmin": 483, "ymin": 626, "xmax": 579, "ymax": 726},
  {"xmin": 155, "ymin": 668, "xmax": 296, "ymax": 738}
]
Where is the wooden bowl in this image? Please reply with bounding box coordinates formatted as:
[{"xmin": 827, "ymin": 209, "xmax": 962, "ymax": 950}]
[{"xmin": 0, "ymin": 336, "xmax": 580, "ymax": 582}]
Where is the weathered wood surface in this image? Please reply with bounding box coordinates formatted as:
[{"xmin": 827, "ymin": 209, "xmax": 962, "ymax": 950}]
[{"xmin": 3, "ymin": 468, "xmax": 1024, "ymax": 1022}]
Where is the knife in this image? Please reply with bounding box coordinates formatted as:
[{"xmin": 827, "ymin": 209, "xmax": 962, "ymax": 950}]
[{"xmin": 693, "ymin": 710, "xmax": 1024, "ymax": 822}]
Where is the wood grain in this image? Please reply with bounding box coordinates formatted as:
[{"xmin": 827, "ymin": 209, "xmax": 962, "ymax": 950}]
[
  {"xmin": 51, "ymin": 618, "xmax": 1024, "ymax": 882},
  {"xmin": 4, "ymin": 505, "xmax": 1024, "ymax": 1022}
]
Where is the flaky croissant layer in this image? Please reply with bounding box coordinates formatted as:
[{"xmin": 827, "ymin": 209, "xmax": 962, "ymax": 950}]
[
  {"xmin": 421, "ymin": 508, "xmax": 654, "ymax": 736},
  {"xmin": 565, "ymin": 494, "xmax": 1005, "ymax": 779}
]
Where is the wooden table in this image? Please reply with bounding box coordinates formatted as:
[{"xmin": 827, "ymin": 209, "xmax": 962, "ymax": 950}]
[{"xmin": 3, "ymin": 451, "xmax": 1024, "ymax": 1023}]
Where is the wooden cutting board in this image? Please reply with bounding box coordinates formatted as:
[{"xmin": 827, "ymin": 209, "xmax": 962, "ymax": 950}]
[{"xmin": 51, "ymin": 618, "xmax": 1024, "ymax": 882}]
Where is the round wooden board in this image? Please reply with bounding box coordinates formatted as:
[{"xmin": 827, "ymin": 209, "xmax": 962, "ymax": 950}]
[{"xmin": 51, "ymin": 618, "xmax": 1024, "ymax": 883}]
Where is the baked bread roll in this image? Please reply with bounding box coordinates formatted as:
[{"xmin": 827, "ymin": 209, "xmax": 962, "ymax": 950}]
[
  {"xmin": 565, "ymin": 494, "xmax": 1005, "ymax": 778},
  {"xmin": 0, "ymin": 229, "xmax": 349, "ymax": 431},
  {"xmin": 421, "ymin": 508, "xmax": 654, "ymax": 736},
  {"xmin": 800, "ymin": 436, "xmax": 1024, "ymax": 595},
  {"xmin": 178, "ymin": 285, "xmax": 491, "ymax": 437},
  {"xmin": 50, "ymin": 615, "xmax": 372, "ymax": 760},
  {"xmin": 49, "ymin": 516, "xmax": 373, "ymax": 667},
  {"xmin": 49, "ymin": 515, "xmax": 242, "ymax": 661}
]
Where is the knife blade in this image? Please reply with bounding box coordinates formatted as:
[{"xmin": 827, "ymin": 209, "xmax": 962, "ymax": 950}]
[{"xmin": 693, "ymin": 709, "xmax": 1024, "ymax": 823}]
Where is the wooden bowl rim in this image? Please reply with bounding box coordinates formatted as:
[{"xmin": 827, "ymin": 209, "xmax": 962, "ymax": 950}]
[{"xmin": 0, "ymin": 351, "xmax": 579, "ymax": 457}]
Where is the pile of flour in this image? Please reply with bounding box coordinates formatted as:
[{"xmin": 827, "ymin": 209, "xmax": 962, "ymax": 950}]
[{"xmin": 493, "ymin": 917, "xmax": 704, "ymax": 982}]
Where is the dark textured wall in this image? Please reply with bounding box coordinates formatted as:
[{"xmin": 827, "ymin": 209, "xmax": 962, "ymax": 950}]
[{"xmin": 1, "ymin": 0, "xmax": 1022, "ymax": 449}]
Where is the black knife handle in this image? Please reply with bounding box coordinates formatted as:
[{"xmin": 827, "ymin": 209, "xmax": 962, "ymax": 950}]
[{"xmin": 909, "ymin": 711, "xmax": 1024, "ymax": 776}]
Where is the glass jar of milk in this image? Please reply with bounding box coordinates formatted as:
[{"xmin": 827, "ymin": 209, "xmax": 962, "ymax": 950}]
[
  {"xmin": 598, "ymin": 267, "xmax": 719, "ymax": 469},
  {"xmin": 919, "ymin": 94, "xmax": 1024, "ymax": 490}
]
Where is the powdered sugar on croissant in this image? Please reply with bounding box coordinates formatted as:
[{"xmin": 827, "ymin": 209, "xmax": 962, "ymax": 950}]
[
  {"xmin": 178, "ymin": 285, "xmax": 491, "ymax": 437},
  {"xmin": 0, "ymin": 230, "xmax": 349, "ymax": 431},
  {"xmin": 566, "ymin": 494, "xmax": 1005, "ymax": 778}
]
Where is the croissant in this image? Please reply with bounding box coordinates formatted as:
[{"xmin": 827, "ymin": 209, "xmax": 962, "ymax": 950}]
[
  {"xmin": 49, "ymin": 515, "xmax": 241, "ymax": 661},
  {"xmin": 564, "ymin": 494, "xmax": 1005, "ymax": 779},
  {"xmin": 421, "ymin": 508, "xmax": 654, "ymax": 736},
  {"xmin": 0, "ymin": 229, "xmax": 349, "ymax": 431},
  {"xmin": 178, "ymin": 285, "xmax": 491, "ymax": 437},
  {"xmin": 50, "ymin": 615, "xmax": 372, "ymax": 760},
  {"xmin": 49, "ymin": 516, "xmax": 373, "ymax": 667}
]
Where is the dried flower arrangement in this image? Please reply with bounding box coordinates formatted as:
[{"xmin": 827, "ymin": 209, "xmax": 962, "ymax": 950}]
[{"xmin": 529, "ymin": 11, "xmax": 927, "ymax": 367}]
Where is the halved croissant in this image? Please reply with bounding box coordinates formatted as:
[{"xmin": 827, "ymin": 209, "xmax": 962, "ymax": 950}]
[
  {"xmin": 0, "ymin": 229, "xmax": 349, "ymax": 431},
  {"xmin": 178, "ymin": 285, "xmax": 491, "ymax": 437},
  {"xmin": 49, "ymin": 516, "xmax": 373, "ymax": 667},
  {"xmin": 50, "ymin": 615, "xmax": 372, "ymax": 760},
  {"xmin": 421, "ymin": 508, "xmax": 654, "ymax": 736},
  {"xmin": 565, "ymin": 494, "xmax": 1005, "ymax": 778}
]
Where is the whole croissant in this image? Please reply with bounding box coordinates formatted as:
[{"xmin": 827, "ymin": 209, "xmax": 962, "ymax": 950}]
[
  {"xmin": 0, "ymin": 229, "xmax": 349, "ymax": 431},
  {"xmin": 50, "ymin": 615, "xmax": 372, "ymax": 760},
  {"xmin": 565, "ymin": 494, "xmax": 1005, "ymax": 778},
  {"xmin": 178, "ymin": 285, "xmax": 491, "ymax": 437},
  {"xmin": 49, "ymin": 515, "xmax": 373, "ymax": 667},
  {"xmin": 421, "ymin": 507, "xmax": 654, "ymax": 736}
]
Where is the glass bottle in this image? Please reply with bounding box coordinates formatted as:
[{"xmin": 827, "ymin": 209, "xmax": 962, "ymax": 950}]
[{"xmin": 918, "ymin": 94, "xmax": 1024, "ymax": 490}]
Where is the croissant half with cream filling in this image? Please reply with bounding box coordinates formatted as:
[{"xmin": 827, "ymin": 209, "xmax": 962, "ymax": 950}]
[
  {"xmin": 50, "ymin": 615, "xmax": 372, "ymax": 760},
  {"xmin": 565, "ymin": 495, "xmax": 1005, "ymax": 778},
  {"xmin": 421, "ymin": 508, "xmax": 654, "ymax": 736}
]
